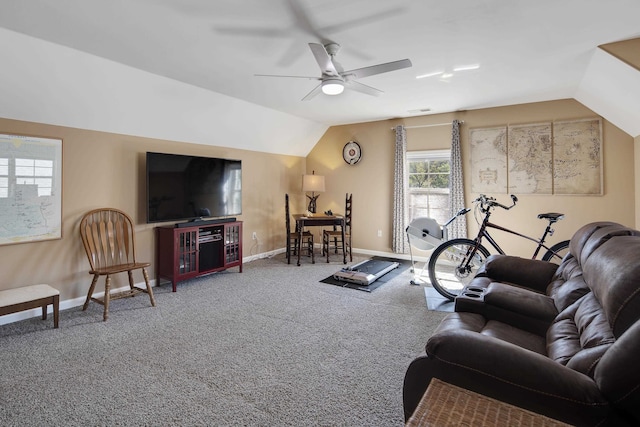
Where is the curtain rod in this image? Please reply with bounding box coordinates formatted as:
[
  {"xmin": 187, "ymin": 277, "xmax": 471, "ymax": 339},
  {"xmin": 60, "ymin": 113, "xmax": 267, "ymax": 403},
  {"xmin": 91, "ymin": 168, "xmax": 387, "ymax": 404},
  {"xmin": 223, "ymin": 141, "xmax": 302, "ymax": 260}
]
[{"xmin": 390, "ymin": 121, "xmax": 464, "ymax": 130}]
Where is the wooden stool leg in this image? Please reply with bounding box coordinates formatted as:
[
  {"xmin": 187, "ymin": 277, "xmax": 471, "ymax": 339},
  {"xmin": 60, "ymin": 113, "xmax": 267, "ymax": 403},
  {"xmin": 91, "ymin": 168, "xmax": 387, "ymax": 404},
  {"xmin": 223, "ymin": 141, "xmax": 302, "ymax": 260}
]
[
  {"xmin": 83, "ymin": 274, "xmax": 99, "ymax": 311},
  {"xmin": 41, "ymin": 303, "xmax": 47, "ymax": 320},
  {"xmin": 142, "ymin": 268, "xmax": 156, "ymax": 307},
  {"xmin": 103, "ymin": 275, "xmax": 111, "ymax": 322},
  {"xmin": 53, "ymin": 294, "xmax": 59, "ymax": 328}
]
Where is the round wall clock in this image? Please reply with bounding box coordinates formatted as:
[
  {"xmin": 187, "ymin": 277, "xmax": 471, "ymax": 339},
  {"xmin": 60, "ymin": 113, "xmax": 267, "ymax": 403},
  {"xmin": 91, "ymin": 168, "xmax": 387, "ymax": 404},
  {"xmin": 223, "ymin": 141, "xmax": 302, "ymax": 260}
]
[{"xmin": 342, "ymin": 141, "xmax": 362, "ymax": 165}]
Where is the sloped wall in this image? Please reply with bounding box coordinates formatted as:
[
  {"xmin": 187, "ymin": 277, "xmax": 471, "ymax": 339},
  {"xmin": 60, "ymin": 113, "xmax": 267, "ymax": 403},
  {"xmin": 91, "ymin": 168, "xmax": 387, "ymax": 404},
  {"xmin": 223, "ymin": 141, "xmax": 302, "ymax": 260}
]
[{"xmin": 308, "ymin": 99, "xmax": 635, "ymax": 256}]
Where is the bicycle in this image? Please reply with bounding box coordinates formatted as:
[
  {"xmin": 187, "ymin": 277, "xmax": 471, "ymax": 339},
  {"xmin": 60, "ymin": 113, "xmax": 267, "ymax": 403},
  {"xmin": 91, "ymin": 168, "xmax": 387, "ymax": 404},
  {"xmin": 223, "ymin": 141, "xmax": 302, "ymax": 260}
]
[{"xmin": 427, "ymin": 194, "xmax": 570, "ymax": 300}]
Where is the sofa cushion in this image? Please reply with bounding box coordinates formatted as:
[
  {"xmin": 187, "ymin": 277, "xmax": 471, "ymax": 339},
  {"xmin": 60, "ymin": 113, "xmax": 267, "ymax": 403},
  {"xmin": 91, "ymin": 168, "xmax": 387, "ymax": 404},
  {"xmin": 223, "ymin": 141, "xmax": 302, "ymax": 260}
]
[
  {"xmin": 434, "ymin": 312, "xmax": 547, "ymax": 356},
  {"xmin": 546, "ymin": 261, "xmax": 589, "ymax": 313},
  {"xmin": 568, "ymin": 221, "xmax": 620, "ymax": 262},
  {"xmin": 583, "ymin": 236, "xmax": 640, "ymax": 336},
  {"xmin": 594, "ymin": 320, "xmax": 640, "ymax": 421},
  {"xmin": 547, "ymin": 293, "xmax": 614, "ymax": 376}
]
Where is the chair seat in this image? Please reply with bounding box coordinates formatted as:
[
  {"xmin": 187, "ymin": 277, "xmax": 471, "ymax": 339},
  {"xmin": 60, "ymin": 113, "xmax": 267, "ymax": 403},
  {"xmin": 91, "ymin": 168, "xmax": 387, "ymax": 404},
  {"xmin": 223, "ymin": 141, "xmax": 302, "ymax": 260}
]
[
  {"xmin": 289, "ymin": 231, "xmax": 313, "ymax": 238},
  {"xmin": 90, "ymin": 262, "xmax": 151, "ymax": 275},
  {"xmin": 324, "ymin": 230, "xmax": 350, "ymax": 238}
]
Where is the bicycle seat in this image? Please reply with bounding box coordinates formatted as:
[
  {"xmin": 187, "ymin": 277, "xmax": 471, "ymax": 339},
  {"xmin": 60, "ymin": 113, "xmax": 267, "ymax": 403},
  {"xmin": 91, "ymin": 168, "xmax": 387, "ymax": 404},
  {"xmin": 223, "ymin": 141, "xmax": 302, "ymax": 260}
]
[{"xmin": 538, "ymin": 212, "xmax": 564, "ymax": 222}]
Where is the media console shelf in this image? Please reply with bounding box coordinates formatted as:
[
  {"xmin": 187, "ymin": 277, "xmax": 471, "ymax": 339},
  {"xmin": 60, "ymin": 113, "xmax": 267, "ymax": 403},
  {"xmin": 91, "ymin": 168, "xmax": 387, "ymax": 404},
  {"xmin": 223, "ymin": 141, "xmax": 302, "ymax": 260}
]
[{"xmin": 156, "ymin": 220, "xmax": 242, "ymax": 292}]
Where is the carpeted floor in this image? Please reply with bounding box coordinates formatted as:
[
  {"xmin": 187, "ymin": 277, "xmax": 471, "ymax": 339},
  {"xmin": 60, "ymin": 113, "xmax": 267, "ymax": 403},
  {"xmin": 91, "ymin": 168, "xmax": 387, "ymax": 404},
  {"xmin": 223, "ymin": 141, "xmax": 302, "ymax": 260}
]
[{"xmin": 0, "ymin": 253, "xmax": 447, "ymax": 426}]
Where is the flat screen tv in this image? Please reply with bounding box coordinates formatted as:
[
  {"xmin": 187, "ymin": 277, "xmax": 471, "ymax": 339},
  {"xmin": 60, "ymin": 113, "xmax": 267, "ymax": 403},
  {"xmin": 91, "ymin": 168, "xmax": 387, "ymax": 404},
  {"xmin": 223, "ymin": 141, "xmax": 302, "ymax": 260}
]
[{"xmin": 146, "ymin": 152, "xmax": 242, "ymax": 224}]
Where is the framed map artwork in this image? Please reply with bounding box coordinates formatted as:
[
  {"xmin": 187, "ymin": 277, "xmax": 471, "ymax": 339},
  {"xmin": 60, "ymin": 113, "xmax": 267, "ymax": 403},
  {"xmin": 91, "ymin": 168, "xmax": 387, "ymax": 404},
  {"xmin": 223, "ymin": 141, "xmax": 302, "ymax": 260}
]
[
  {"xmin": 470, "ymin": 126, "xmax": 507, "ymax": 193},
  {"xmin": 0, "ymin": 133, "xmax": 63, "ymax": 246},
  {"xmin": 470, "ymin": 118, "xmax": 603, "ymax": 196},
  {"xmin": 552, "ymin": 118, "xmax": 603, "ymax": 195},
  {"xmin": 507, "ymin": 122, "xmax": 552, "ymax": 194}
]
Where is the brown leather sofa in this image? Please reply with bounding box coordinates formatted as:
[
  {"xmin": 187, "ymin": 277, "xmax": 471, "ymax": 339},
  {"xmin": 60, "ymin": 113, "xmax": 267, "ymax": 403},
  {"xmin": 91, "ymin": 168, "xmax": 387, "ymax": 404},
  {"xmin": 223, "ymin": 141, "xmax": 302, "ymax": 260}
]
[{"xmin": 403, "ymin": 222, "xmax": 640, "ymax": 426}]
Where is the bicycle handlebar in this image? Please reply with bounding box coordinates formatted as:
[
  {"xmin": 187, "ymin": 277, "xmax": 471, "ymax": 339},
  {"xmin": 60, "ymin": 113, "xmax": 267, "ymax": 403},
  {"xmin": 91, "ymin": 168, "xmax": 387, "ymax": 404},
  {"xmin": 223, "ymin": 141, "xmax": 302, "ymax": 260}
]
[{"xmin": 474, "ymin": 194, "xmax": 518, "ymax": 212}]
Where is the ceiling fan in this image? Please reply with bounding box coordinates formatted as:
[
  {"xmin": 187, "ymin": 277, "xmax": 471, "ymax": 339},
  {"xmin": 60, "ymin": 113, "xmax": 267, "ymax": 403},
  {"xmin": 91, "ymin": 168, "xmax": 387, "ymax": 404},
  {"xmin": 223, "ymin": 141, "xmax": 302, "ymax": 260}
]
[
  {"xmin": 213, "ymin": 0, "xmax": 405, "ymax": 66},
  {"xmin": 256, "ymin": 42, "xmax": 412, "ymax": 101}
]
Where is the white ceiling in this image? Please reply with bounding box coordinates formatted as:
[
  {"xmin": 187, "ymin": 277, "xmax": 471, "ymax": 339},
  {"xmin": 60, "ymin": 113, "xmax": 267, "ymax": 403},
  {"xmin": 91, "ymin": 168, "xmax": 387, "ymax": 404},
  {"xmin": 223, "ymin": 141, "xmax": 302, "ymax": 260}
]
[{"xmin": 1, "ymin": 0, "xmax": 639, "ymax": 155}]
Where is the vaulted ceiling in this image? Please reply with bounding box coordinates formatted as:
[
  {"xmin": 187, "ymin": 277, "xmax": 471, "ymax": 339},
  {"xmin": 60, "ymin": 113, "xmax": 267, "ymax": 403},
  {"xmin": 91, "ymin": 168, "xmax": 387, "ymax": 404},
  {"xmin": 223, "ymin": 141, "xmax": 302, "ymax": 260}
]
[{"xmin": 0, "ymin": 0, "xmax": 639, "ymax": 156}]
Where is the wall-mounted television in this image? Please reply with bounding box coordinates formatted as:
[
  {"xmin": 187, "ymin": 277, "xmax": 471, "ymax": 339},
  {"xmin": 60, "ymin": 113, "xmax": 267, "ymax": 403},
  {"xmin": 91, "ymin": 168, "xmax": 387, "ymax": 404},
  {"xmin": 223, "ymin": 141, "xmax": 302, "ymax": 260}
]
[{"xmin": 146, "ymin": 152, "xmax": 242, "ymax": 224}]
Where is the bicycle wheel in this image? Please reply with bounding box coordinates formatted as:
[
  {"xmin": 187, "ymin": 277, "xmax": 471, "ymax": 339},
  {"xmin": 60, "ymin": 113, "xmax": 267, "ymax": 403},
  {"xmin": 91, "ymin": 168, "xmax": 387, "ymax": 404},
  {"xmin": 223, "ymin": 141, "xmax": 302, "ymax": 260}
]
[
  {"xmin": 428, "ymin": 238, "xmax": 491, "ymax": 300},
  {"xmin": 542, "ymin": 240, "xmax": 570, "ymax": 263}
]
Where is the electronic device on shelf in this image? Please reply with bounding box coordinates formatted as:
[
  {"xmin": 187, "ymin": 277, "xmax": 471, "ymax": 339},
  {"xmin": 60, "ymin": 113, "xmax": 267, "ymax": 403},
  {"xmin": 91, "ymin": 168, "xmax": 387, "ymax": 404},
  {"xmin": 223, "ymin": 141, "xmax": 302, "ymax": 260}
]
[{"xmin": 146, "ymin": 152, "xmax": 242, "ymax": 224}]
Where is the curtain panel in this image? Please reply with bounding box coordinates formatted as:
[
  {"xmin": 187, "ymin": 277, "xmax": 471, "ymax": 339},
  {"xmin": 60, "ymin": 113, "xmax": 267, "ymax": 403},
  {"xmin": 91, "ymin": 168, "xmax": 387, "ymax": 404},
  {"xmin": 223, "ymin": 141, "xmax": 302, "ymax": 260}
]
[
  {"xmin": 449, "ymin": 119, "xmax": 467, "ymax": 239},
  {"xmin": 393, "ymin": 125, "xmax": 408, "ymax": 253}
]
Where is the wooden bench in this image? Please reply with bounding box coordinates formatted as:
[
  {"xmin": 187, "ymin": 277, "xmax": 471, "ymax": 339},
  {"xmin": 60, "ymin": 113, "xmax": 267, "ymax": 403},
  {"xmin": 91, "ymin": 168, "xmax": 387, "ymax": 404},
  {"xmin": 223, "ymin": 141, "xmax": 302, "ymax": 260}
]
[{"xmin": 0, "ymin": 284, "xmax": 60, "ymax": 328}]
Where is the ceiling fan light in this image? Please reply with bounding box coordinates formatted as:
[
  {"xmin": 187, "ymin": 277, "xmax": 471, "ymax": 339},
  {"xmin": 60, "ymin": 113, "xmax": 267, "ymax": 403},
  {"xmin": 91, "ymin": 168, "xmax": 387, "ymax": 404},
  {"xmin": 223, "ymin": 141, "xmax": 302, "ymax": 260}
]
[
  {"xmin": 321, "ymin": 79, "xmax": 344, "ymax": 95},
  {"xmin": 416, "ymin": 71, "xmax": 443, "ymax": 79}
]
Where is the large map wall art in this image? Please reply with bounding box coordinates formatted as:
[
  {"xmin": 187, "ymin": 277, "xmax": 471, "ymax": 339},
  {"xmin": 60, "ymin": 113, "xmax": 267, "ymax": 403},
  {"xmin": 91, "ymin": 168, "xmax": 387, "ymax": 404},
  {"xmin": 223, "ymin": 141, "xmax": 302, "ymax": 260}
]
[
  {"xmin": 0, "ymin": 133, "xmax": 63, "ymax": 246},
  {"xmin": 470, "ymin": 118, "xmax": 602, "ymax": 195}
]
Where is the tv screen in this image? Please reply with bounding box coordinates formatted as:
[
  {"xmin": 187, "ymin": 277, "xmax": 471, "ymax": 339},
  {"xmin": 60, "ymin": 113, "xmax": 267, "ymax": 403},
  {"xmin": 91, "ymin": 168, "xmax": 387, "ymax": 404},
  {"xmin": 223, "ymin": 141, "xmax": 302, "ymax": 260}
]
[{"xmin": 146, "ymin": 152, "xmax": 242, "ymax": 223}]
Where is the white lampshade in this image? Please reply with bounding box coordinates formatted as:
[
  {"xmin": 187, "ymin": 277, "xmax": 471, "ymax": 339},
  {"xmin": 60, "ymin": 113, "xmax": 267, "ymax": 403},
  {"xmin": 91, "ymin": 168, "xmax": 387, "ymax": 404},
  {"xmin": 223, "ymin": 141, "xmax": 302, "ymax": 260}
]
[
  {"xmin": 321, "ymin": 79, "xmax": 344, "ymax": 95},
  {"xmin": 302, "ymin": 173, "xmax": 325, "ymax": 193}
]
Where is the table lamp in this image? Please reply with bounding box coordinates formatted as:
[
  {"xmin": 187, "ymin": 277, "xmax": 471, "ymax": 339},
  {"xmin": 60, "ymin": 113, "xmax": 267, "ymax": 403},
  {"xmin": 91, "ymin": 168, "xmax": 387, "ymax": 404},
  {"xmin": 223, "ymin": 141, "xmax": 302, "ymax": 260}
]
[{"xmin": 302, "ymin": 171, "xmax": 325, "ymax": 213}]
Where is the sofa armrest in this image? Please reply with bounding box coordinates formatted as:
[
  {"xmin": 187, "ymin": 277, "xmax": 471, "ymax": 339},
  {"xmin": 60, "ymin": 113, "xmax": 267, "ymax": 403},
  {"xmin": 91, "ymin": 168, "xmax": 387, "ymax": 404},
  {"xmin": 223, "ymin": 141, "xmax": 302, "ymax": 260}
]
[
  {"xmin": 479, "ymin": 255, "xmax": 559, "ymax": 293},
  {"xmin": 404, "ymin": 329, "xmax": 610, "ymax": 425},
  {"xmin": 455, "ymin": 283, "xmax": 557, "ymax": 335}
]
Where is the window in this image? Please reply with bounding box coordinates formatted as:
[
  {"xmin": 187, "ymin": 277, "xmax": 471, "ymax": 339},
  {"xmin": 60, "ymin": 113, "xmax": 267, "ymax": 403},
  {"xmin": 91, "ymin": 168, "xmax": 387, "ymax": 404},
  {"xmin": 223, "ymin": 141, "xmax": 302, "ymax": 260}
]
[{"xmin": 407, "ymin": 150, "xmax": 451, "ymax": 225}]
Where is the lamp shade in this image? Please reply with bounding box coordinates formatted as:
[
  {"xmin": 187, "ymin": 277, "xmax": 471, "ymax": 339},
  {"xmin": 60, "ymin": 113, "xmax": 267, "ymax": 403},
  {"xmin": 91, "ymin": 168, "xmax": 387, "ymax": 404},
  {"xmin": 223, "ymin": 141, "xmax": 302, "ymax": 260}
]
[{"xmin": 302, "ymin": 174, "xmax": 325, "ymax": 193}]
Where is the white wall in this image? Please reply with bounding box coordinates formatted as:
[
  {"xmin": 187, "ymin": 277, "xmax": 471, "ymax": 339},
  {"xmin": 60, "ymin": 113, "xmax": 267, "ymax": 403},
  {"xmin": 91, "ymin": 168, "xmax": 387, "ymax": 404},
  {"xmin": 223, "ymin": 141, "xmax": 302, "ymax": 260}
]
[{"xmin": 0, "ymin": 27, "xmax": 327, "ymax": 157}]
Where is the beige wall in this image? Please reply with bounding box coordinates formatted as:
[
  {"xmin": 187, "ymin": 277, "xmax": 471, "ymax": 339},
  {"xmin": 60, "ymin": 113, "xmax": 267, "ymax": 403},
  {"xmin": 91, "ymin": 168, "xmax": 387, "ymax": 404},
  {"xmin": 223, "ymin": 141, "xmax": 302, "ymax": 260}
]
[
  {"xmin": 0, "ymin": 117, "xmax": 306, "ymax": 299},
  {"xmin": 0, "ymin": 98, "xmax": 636, "ymax": 303},
  {"xmin": 308, "ymin": 99, "xmax": 635, "ymax": 257}
]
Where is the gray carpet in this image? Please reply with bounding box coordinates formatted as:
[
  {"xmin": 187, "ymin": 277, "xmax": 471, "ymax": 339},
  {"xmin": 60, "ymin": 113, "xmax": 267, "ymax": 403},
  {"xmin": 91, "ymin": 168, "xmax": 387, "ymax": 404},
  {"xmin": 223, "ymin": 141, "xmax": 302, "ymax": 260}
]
[{"xmin": 0, "ymin": 253, "xmax": 447, "ymax": 426}]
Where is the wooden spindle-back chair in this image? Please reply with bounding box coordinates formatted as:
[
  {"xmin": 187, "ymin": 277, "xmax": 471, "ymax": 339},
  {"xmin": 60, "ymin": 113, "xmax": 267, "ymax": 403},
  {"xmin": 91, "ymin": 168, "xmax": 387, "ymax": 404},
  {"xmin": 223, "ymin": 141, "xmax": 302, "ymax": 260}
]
[
  {"xmin": 79, "ymin": 208, "xmax": 156, "ymax": 321},
  {"xmin": 322, "ymin": 193, "xmax": 352, "ymax": 262},
  {"xmin": 285, "ymin": 194, "xmax": 314, "ymax": 264}
]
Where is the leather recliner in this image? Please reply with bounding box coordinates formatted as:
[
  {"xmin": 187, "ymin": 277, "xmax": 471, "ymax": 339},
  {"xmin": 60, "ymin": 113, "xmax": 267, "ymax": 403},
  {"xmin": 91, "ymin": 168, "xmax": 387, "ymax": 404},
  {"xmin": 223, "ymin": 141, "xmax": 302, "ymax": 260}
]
[{"xmin": 403, "ymin": 222, "xmax": 640, "ymax": 426}]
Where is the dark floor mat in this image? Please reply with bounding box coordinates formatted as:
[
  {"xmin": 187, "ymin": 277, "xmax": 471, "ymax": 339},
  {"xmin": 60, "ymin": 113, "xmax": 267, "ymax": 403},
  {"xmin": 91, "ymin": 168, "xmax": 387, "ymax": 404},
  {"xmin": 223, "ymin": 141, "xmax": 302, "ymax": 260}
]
[{"xmin": 320, "ymin": 256, "xmax": 411, "ymax": 293}]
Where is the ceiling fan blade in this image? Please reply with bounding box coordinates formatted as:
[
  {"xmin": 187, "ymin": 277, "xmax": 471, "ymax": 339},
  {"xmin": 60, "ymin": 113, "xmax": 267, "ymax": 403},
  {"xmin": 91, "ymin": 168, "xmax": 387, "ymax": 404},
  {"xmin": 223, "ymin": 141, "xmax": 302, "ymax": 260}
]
[
  {"xmin": 276, "ymin": 39, "xmax": 309, "ymax": 67},
  {"xmin": 319, "ymin": 7, "xmax": 406, "ymax": 35},
  {"xmin": 302, "ymin": 83, "xmax": 323, "ymax": 101},
  {"xmin": 255, "ymin": 74, "xmax": 319, "ymax": 79},
  {"xmin": 345, "ymin": 80, "xmax": 383, "ymax": 97},
  {"xmin": 213, "ymin": 26, "xmax": 288, "ymax": 38},
  {"xmin": 287, "ymin": 0, "xmax": 326, "ymax": 41},
  {"xmin": 309, "ymin": 43, "xmax": 339, "ymax": 77},
  {"xmin": 343, "ymin": 58, "xmax": 412, "ymax": 79}
]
